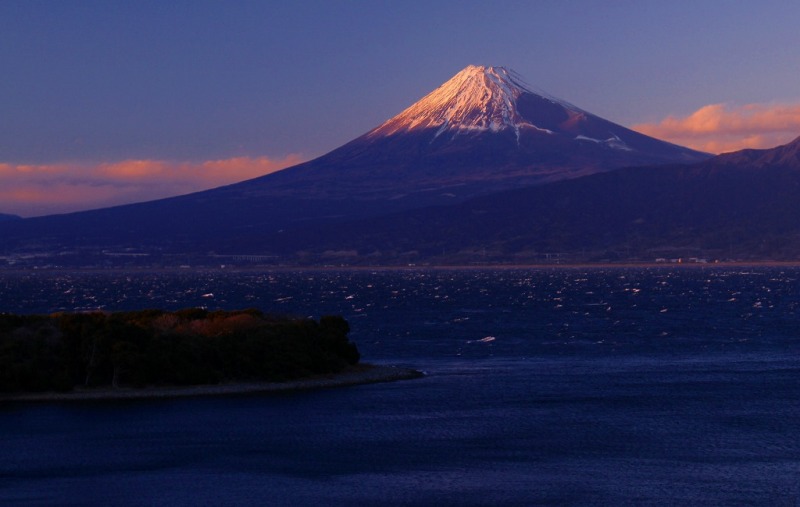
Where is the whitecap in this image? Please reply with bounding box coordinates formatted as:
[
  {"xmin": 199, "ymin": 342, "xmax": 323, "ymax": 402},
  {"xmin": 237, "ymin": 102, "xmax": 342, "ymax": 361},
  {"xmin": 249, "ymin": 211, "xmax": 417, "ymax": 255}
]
[{"xmin": 468, "ymin": 336, "xmax": 496, "ymax": 344}]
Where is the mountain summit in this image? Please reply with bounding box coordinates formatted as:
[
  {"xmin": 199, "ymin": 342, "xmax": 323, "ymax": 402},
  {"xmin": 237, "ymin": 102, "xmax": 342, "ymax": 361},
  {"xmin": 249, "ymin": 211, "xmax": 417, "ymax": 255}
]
[
  {"xmin": 368, "ymin": 65, "xmax": 616, "ymax": 148},
  {"xmin": 366, "ymin": 65, "xmax": 708, "ymax": 156},
  {"xmin": 368, "ymin": 65, "xmax": 542, "ymax": 140}
]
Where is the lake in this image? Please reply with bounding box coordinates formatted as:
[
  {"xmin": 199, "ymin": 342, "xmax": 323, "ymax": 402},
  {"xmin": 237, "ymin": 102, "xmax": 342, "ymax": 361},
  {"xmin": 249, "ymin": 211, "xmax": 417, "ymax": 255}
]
[{"xmin": 1, "ymin": 267, "xmax": 799, "ymax": 505}]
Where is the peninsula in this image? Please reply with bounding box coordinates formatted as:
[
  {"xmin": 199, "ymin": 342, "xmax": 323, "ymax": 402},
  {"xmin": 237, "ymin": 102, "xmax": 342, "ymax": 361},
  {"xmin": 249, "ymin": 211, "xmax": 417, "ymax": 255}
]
[{"xmin": 0, "ymin": 309, "xmax": 421, "ymax": 401}]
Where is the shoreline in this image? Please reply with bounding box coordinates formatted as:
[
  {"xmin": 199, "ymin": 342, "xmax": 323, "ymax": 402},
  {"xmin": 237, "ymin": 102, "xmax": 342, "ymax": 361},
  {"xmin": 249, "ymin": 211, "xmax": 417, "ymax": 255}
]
[
  {"xmin": 3, "ymin": 261, "xmax": 800, "ymax": 275},
  {"xmin": 0, "ymin": 364, "xmax": 424, "ymax": 403}
]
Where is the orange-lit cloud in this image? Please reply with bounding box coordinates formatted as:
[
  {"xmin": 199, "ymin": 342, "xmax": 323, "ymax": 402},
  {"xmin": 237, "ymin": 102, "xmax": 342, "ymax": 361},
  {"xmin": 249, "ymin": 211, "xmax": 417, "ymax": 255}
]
[
  {"xmin": 0, "ymin": 154, "xmax": 305, "ymax": 217},
  {"xmin": 633, "ymin": 102, "xmax": 800, "ymax": 154}
]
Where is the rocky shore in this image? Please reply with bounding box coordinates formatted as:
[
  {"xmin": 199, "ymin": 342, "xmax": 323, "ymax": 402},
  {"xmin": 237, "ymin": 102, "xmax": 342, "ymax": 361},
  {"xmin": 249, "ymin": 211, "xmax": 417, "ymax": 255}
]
[{"xmin": 0, "ymin": 364, "xmax": 423, "ymax": 403}]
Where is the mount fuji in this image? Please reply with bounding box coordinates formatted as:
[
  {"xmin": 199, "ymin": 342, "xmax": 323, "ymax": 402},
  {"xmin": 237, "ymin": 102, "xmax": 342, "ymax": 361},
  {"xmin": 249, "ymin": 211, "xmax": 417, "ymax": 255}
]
[
  {"xmin": 232, "ymin": 65, "xmax": 708, "ymax": 206},
  {"xmin": 0, "ymin": 65, "xmax": 712, "ymax": 263}
]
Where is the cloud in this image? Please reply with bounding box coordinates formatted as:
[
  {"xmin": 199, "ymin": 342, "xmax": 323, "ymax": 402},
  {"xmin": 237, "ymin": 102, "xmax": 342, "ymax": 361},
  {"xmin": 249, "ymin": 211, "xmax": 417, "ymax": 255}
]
[
  {"xmin": 633, "ymin": 102, "xmax": 800, "ymax": 154},
  {"xmin": 0, "ymin": 154, "xmax": 305, "ymax": 217}
]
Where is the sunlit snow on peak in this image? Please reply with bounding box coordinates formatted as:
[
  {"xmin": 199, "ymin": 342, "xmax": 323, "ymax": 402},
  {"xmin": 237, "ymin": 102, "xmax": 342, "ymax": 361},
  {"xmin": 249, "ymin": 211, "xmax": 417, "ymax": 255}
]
[{"xmin": 368, "ymin": 65, "xmax": 573, "ymax": 141}]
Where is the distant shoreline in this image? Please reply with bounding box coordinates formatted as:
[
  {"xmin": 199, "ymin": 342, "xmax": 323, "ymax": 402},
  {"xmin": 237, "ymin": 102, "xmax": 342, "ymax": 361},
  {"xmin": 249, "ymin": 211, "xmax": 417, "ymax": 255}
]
[
  {"xmin": 4, "ymin": 261, "xmax": 800, "ymax": 275},
  {"xmin": 0, "ymin": 364, "xmax": 424, "ymax": 403}
]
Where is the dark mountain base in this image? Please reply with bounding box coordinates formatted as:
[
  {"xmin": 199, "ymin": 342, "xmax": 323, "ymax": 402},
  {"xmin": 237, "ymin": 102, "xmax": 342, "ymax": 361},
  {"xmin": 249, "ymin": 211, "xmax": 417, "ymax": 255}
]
[
  {"xmin": 4, "ymin": 156, "xmax": 798, "ymax": 269},
  {"xmin": 4, "ymin": 158, "xmax": 800, "ymax": 268}
]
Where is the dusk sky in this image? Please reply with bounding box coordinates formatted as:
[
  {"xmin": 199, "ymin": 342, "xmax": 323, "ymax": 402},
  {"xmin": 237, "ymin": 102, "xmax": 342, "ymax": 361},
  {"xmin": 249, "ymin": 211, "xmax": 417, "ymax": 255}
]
[{"xmin": 3, "ymin": 1, "xmax": 800, "ymax": 217}]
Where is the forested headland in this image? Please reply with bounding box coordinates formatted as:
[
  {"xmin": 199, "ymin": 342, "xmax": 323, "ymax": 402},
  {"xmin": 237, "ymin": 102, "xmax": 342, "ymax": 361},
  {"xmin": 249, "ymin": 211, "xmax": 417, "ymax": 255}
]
[{"xmin": 0, "ymin": 309, "xmax": 360, "ymax": 394}]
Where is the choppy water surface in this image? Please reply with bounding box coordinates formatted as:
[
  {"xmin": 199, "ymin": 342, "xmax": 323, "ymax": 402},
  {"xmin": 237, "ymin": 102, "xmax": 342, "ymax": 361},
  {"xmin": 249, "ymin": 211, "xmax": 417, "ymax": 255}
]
[{"xmin": 1, "ymin": 267, "xmax": 799, "ymax": 505}]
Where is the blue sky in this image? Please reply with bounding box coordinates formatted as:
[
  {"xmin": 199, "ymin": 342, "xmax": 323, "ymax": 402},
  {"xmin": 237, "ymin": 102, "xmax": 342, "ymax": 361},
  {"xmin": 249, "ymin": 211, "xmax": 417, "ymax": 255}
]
[{"xmin": 2, "ymin": 1, "xmax": 800, "ymax": 216}]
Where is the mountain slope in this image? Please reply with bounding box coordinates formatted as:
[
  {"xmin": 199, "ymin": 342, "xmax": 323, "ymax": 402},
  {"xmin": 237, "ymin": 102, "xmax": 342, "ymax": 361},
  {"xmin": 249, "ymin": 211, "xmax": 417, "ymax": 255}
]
[{"xmin": 244, "ymin": 137, "xmax": 800, "ymax": 263}]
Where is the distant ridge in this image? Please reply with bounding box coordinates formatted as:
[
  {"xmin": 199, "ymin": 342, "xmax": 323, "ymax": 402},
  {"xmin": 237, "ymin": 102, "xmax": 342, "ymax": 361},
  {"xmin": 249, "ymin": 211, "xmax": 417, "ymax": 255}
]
[
  {"xmin": 0, "ymin": 213, "xmax": 21, "ymax": 222},
  {"xmin": 706, "ymin": 135, "xmax": 800, "ymax": 170}
]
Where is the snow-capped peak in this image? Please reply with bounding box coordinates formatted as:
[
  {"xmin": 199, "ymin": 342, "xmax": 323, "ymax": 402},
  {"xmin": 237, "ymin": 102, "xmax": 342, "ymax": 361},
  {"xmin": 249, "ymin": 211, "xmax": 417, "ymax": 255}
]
[{"xmin": 368, "ymin": 65, "xmax": 562, "ymax": 140}]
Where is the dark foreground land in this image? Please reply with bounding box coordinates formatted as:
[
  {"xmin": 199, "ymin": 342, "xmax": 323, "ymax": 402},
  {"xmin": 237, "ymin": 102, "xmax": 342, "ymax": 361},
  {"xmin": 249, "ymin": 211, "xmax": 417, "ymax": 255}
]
[{"xmin": 0, "ymin": 308, "xmax": 421, "ymax": 399}]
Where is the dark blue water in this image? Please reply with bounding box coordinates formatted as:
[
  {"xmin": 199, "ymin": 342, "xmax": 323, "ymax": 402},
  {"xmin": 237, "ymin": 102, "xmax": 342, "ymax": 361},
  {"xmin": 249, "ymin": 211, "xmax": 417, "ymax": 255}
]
[{"xmin": 1, "ymin": 267, "xmax": 799, "ymax": 505}]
